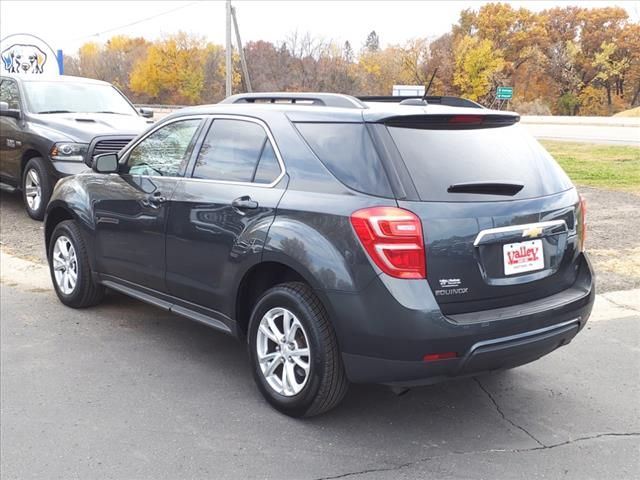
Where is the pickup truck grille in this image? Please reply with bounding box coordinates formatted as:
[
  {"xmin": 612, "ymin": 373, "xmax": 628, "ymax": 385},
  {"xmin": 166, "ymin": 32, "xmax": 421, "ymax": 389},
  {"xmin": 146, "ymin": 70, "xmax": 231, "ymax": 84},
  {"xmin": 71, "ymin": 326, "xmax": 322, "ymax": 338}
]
[{"xmin": 91, "ymin": 137, "xmax": 135, "ymax": 158}]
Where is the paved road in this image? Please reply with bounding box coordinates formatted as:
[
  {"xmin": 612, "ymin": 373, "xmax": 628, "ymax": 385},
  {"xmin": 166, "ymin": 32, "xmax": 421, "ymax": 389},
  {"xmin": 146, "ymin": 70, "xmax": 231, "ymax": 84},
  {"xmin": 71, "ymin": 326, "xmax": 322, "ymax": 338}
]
[
  {"xmin": 1, "ymin": 265, "xmax": 639, "ymax": 479},
  {"xmin": 522, "ymin": 123, "xmax": 640, "ymax": 146}
]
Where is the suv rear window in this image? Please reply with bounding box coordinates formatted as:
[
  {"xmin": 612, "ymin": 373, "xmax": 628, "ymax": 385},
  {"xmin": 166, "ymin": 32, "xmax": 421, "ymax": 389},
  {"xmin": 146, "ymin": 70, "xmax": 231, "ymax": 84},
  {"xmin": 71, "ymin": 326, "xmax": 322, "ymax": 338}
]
[
  {"xmin": 295, "ymin": 123, "xmax": 392, "ymax": 197},
  {"xmin": 387, "ymin": 124, "xmax": 572, "ymax": 201}
]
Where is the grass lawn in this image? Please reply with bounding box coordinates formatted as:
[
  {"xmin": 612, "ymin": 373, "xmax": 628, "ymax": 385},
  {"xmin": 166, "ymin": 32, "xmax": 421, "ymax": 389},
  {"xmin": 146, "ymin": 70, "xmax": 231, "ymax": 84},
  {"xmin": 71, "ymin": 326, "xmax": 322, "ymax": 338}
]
[{"xmin": 540, "ymin": 141, "xmax": 640, "ymax": 192}]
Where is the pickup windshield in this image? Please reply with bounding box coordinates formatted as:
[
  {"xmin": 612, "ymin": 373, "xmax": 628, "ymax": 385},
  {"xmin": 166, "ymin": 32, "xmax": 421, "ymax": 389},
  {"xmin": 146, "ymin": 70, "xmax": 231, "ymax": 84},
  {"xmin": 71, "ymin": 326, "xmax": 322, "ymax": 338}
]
[{"xmin": 22, "ymin": 81, "xmax": 138, "ymax": 116}]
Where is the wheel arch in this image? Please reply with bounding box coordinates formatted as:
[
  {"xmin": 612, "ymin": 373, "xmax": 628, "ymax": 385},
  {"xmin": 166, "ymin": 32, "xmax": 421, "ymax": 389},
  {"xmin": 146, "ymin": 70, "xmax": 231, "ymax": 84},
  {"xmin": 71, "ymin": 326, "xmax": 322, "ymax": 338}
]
[
  {"xmin": 44, "ymin": 203, "xmax": 77, "ymax": 259},
  {"xmin": 21, "ymin": 149, "xmax": 45, "ymax": 181},
  {"xmin": 234, "ymin": 260, "xmax": 336, "ymax": 341}
]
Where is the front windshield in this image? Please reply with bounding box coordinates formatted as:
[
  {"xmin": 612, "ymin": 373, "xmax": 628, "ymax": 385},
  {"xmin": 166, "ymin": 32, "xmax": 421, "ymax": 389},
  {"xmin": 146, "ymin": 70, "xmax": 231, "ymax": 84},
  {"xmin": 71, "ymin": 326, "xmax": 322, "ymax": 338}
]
[{"xmin": 23, "ymin": 81, "xmax": 138, "ymax": 115}]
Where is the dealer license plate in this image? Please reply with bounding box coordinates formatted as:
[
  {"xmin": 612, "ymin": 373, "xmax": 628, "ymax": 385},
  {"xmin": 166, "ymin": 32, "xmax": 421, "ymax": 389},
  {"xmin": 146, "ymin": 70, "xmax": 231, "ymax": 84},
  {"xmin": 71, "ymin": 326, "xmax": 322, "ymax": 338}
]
[{"xmin": 503, "ymin": 239, "xmax": 544, "ymax": 276}]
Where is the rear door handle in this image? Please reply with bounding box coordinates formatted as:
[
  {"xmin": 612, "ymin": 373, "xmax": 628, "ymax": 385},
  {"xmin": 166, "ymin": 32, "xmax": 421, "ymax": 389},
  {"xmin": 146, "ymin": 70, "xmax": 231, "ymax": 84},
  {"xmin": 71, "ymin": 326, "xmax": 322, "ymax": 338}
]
[{"xmin": 232, "ymin": 195, "xmax": 258, "ymax": 210}]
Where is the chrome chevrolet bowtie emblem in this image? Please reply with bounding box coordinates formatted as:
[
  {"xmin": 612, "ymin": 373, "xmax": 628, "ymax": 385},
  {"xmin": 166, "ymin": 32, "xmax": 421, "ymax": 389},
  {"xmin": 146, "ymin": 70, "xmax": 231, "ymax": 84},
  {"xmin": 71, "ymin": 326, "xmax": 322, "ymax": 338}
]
[{"xmin": 522, "ymin": 226, "xmax": 543, "ymax": 238}]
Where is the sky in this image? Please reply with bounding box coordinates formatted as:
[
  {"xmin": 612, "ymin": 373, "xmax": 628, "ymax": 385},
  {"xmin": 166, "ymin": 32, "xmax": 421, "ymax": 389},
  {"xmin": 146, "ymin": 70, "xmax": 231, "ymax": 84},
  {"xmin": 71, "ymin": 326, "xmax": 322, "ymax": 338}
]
[{"xmin": 1, "ymin": 0, "xmax": 639, "ymax": 55}]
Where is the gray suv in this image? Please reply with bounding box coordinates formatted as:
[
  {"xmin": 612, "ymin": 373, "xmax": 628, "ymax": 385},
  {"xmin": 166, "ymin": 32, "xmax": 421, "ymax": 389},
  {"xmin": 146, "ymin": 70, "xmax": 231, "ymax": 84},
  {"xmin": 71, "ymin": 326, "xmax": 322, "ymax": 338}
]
[
  {"xmin": 0, "ymin": 74, "xmax": 152, "ymax": 219},
  {"xmin": 44, "ymin": 93, "xmax": 594, "ymax": 417}
]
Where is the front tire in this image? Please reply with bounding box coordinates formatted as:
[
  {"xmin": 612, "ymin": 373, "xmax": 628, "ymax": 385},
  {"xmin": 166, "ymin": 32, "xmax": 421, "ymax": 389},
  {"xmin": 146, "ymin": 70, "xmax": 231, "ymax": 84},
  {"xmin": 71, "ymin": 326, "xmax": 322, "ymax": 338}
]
[
  {"xmin": 22, "ymin": 157, "xmax": 52, "ymax": 221},
  {"xmin": 48, "ymin": 220, "xmax": 104, "ymax": 308},
  {"xmin": 248, "ymin": 282, "xmax": 348, "ymax": 417}
]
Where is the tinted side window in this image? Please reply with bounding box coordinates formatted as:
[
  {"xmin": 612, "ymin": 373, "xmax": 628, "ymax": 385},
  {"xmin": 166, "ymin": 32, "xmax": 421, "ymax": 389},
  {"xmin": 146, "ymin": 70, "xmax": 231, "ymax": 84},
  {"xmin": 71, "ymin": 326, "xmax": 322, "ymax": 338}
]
[
  {"xmin": 294, "ymin": 123, "xmax": 392, "ymax": 197},
  {"xmin": 193, "ymin": 119, "xmax": 281, "ymax": 183},
  {"xmin": 0, "ymin": 80, "xmax": 20, "ymax": 110},
  {"xmin": 127, "ymin": 119, "xmax": 201, "ymax": 177},
  {"xmin": 253, "ymin": 141, "xmax": 281, "ymax": 184}
]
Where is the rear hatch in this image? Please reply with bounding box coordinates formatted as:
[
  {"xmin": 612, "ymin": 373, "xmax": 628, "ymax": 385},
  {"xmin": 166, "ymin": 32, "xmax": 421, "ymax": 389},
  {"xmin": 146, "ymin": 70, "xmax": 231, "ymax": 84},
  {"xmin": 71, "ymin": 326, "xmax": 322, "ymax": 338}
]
[{"xmin": 379, "ymin": 113, "xmax": 584, "ymax": 314}]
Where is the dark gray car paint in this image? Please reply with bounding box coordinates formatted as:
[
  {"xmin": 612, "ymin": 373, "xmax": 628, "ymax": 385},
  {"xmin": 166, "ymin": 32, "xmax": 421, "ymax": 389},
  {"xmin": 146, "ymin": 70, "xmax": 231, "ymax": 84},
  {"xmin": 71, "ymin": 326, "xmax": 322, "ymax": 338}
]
[{"xmin": 44, "ymin": 102, "xmax": 595, "ymax": 386}]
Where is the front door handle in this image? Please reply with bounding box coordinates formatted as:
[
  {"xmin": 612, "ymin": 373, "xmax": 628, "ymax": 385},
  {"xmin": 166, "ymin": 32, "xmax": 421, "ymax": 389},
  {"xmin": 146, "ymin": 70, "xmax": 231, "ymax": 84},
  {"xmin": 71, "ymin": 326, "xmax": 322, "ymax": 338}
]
[
  {"xmin": 232, "ymin": 196, "xmax": 259, "ymax": 210},
  {"xmin": 142, "ymin": 191, "xmax": 167, "ymax": 208}
]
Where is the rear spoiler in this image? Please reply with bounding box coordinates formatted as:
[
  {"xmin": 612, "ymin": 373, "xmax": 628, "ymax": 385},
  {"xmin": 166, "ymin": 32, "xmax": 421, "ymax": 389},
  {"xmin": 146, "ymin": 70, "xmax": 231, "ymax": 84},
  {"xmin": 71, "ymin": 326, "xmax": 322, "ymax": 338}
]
[
  {"xmin": 358, "ymin": 95, "xmax": 484, "ymax": 109},
  {"xmin": 382, "ymin": 113, "xmax": 520, "ymax": 129}
]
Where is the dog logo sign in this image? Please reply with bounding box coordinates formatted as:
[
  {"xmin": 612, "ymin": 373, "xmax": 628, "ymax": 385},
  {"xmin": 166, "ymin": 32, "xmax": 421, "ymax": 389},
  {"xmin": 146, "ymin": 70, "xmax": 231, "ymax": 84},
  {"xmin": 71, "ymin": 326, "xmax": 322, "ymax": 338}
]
[
  {"xmin": 0, "ymin": 34, "xmax": 59, "ymax": 76},
  {"xmin": 2, "ymin": 44, "xmax": 47, "ymax": 74}
]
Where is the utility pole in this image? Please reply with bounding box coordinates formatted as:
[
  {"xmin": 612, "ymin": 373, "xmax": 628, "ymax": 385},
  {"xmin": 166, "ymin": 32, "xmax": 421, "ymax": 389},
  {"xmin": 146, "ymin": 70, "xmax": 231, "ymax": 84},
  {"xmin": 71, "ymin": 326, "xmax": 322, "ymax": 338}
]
[
  {"xmin": 225, "ymin": 0, "xmax": 232, "ymax": 97},
  {"xmin": 231, "ymin": 5, "xmax": 252, "ymax": 92}
]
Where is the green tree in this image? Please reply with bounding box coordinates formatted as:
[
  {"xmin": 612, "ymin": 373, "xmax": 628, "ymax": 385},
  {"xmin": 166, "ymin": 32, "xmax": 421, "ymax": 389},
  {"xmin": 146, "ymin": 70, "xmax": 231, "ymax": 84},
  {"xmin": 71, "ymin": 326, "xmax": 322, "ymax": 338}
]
[{"xmin": 364, "ymin": 31, "xmax": 380, "ymax": 52}]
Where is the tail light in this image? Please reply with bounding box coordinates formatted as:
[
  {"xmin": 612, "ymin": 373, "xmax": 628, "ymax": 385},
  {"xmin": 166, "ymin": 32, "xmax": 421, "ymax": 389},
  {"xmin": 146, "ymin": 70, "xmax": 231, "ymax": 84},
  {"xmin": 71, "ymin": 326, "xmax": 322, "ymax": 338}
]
[
  {"xmin": 350, "ymin": 207, "xmax": 426, "ymax": 279},
  {"xmin": 579, "ymin": 194, "xmax": 587, "ymax": 252}
]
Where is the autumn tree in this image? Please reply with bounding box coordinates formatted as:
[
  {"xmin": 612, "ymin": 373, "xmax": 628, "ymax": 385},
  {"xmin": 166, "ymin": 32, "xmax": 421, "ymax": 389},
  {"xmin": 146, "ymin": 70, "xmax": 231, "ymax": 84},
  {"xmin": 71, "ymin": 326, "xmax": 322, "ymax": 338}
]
[
  {"xmin": 200, "ymin": 43, "xmax": 230, "ymax": 103},
  {"xmin": 453, "ymin": 35, "xmax": 505, "ymax": 101},
  {"xmin": 398, "ymin": 38, "xmax": 431, "ymax": 85},
  {"xmin": 101, "ymin": 36, "xmax": 149, "ymax": 97},
  {"xmin": 620, "ymin": 23, "xmax": 640, "ymax": 106},
  {"xmin": 428, "ymin": 33, "xmax": 456, "ymax": 95},
  {"xmin": 63, "ymin": 5, "xmax": 638, "ymax": 114},
  {"xmin": 244, "ymin": 40, "xmax": 291, "ymax": 92},
  {"xmin": 129, "ymin": 32, "xmax": 207, "ymax": 104}
]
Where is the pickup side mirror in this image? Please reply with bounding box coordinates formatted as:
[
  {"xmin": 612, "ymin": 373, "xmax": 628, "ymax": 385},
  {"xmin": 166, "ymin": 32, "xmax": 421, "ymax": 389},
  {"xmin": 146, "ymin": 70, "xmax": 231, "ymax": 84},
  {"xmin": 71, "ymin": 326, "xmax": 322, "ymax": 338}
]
[
  {"xmin": 0, "ymin": 101, "xmax": 20, "ymax": 120},
  {"xmin": 139, "ymin": 107, "xmax": 154, "ymax": 119},
  {"xmin": 92, "ymin": 153, "xmax": 119, "ymax": 173}
]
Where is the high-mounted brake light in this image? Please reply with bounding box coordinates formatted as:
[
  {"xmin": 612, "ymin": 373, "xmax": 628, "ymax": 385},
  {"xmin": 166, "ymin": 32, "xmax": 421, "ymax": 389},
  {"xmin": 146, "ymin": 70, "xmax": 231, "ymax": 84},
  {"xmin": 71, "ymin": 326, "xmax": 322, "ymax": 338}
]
[
  {"xmin": 448, "ymin": 115, "xmax": 483, "ymax": 125},
  {"xmin": 579, "ymin": 194, "xmax": 587, "ymax": 252},
  {"xmin": 350, "ymin": 207, "xmax": 426, "ymax": 279}
]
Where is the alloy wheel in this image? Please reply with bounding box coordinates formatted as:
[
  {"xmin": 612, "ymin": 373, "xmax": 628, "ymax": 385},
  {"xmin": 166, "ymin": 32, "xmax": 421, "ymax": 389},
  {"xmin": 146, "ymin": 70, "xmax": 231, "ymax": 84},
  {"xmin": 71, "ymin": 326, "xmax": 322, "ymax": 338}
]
[
  {"xmin": 25, "ymin": 168, "xmax": 42, "ymax": 212},
  {"xmin": 52, "ymin": 236, "xmax": 78, "ymax": 295},
  {"xmin": 256, "ymin": 307, "xmax": 311, "ymax": 396}
]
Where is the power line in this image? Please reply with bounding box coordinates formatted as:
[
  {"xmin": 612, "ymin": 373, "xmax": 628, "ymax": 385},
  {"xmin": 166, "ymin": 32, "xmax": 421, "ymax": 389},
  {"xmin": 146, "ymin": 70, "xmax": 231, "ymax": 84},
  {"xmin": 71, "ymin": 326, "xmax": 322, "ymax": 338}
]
[{"xmin": 72, "ymin": 1, "xmax": 201, "ymax": 41}]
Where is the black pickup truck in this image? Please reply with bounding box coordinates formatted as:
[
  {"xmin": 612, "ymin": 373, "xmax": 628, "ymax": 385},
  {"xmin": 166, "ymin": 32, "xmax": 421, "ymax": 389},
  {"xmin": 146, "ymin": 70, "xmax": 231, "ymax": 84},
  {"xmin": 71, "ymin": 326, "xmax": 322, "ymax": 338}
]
[{"xmin": 0, "ymin": 74, "xmax": 153, "ymax": 219}]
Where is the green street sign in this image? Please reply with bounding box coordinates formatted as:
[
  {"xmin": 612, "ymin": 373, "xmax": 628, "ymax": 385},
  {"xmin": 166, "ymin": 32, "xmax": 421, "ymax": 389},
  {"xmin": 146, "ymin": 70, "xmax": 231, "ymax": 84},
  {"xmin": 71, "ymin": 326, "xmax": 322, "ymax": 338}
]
[{"xmin": 496, "ymin": 86, "xmax": 513, "ymax": 100}]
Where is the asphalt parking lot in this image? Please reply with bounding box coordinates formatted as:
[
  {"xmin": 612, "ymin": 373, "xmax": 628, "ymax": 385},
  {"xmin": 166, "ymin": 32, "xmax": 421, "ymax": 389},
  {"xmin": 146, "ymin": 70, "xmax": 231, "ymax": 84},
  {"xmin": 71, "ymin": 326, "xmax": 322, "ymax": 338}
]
[{"xmin": 1, "ymin": 188, "xmax": 639, "ymax": 479}]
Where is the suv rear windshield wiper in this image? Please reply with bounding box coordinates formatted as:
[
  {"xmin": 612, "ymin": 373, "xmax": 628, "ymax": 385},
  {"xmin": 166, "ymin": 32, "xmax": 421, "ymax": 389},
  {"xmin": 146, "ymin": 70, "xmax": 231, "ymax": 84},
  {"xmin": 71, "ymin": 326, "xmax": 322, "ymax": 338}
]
[
  {"xmin": 447, "ymin": 181, "xmax": 524, "ymax": 196},
  {"xmin": 37, "ymin": 110, "xmax": 75, "ymax": 114}
]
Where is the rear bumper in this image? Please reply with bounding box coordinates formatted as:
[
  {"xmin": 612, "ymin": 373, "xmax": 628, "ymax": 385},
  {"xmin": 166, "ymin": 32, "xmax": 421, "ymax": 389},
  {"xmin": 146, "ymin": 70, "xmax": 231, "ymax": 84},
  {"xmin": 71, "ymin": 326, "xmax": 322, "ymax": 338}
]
[
  {"xmin": 343, "ymin": 317, "xmax": 581, "ymax": 386},
  {"xmin": 326, "ymin": 253, "xmax": 594, "ymax": 385}
]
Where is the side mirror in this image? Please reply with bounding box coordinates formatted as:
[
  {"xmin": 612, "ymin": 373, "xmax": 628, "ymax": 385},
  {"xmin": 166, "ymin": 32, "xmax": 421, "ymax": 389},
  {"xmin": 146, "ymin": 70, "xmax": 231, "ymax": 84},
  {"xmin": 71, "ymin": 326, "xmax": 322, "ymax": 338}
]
[
  {"xmin": 0, "ymin": 101, "xmax": 20, "ymax": 120},
  {"xmin": 139, "ymin": 107, "xmax": 154, "ymax": 119},
  {"xmin": 92, "ymin": 153, "xmax": 119, "ymax": 173}
]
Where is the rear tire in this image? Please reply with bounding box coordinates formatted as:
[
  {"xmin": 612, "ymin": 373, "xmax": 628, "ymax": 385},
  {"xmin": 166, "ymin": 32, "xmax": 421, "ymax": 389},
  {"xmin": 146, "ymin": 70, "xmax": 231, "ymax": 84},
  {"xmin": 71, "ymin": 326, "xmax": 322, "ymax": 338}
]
[
  {"xmin": 48, "ymin": 220, "xmax": 104, "ymax": 308},
  {"xmin": 248, "ymin": 282, "xmax": 348, "ymax": 417},
  {"xmin": 22, "ymin": 157, "xmax": 52, "ymax": 221}
]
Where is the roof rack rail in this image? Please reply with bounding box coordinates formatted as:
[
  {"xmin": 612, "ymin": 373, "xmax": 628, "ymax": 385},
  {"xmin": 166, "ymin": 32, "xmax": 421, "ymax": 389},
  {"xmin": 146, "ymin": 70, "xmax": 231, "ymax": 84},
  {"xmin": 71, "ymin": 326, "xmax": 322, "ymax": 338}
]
[
  {"xmin": 221, "ymin": 92, "xmax": 367, "ymax": 109},
  {"xmin": 357, "ymin": 95, "xmax": 484, "ymax": 109}
]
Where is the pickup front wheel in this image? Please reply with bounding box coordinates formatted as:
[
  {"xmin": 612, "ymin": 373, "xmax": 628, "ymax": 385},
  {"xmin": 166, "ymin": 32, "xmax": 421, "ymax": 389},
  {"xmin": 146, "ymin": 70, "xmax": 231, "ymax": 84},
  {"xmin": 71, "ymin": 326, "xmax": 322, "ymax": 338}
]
[
  {"xmin": 248, "ymin": 282, "xmax": 348, "ymax": 417},
  {"xmin": 48, "ymin": 220, "xmax": 104, "ymax": 308},
  {"xmin": 22, "ymin": 157, "xmax": 52, "ymax": 221}
]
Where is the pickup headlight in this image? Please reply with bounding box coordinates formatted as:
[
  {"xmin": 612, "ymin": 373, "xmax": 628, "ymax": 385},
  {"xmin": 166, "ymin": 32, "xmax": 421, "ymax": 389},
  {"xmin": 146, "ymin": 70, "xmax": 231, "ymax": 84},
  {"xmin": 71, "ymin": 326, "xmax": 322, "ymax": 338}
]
[{"xmin": 50, "ymin": 143, "xmax": 88, "ymax": 162}]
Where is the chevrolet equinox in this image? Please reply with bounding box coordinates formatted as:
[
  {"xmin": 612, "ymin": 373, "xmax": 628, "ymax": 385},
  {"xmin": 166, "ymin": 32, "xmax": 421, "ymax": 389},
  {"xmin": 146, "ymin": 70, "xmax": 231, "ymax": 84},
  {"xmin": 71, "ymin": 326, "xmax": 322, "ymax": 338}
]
[{"xmin": 44, "ymin": 93, "xmax": 594, "ymax": 417}]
